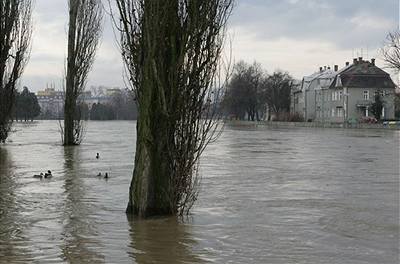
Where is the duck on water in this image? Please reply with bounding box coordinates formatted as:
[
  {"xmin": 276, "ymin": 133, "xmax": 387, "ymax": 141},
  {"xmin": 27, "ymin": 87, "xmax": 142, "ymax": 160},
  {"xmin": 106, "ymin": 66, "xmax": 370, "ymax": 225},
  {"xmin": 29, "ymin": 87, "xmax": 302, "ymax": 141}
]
[
  {"xmin": 97, "ymin": 172, "xmax": 109, "ymax": 179},
  {"xmin": 33, "ymin": 170, "xmax": 52, "ymax": 179}
]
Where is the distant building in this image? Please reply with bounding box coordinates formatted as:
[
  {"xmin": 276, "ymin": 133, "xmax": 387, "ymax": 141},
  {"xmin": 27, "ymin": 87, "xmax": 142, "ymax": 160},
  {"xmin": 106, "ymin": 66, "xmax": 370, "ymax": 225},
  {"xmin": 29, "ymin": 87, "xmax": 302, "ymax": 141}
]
[
  {"xmin": 36, "ymin": 87, "xmax": 65, "ymax": 119},
  {"xmin": 36, "ymin": 85, "xmax": 125, "ymax": 119},
  {"xmin": 292, "ymin": 58, "xmax": 396, "ymax": 122},
  {"xmin": 105, "ymin": 88, "xmax": 122, "ymax": 97}
]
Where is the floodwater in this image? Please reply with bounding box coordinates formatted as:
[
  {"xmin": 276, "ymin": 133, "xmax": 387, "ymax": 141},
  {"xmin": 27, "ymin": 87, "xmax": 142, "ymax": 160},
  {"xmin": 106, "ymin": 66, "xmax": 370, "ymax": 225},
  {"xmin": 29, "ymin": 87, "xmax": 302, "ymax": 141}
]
[{"xmin": 0, "ymin": 121, "xmax": 398, "ymax": 264}]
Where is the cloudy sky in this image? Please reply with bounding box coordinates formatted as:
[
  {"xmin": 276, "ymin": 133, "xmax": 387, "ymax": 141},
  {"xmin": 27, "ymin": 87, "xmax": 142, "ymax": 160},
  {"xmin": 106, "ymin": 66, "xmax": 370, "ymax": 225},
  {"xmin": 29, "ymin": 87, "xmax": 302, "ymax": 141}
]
[{"xmin": 21, "ymin": 0, "xmax": 399, "ymax": 92}]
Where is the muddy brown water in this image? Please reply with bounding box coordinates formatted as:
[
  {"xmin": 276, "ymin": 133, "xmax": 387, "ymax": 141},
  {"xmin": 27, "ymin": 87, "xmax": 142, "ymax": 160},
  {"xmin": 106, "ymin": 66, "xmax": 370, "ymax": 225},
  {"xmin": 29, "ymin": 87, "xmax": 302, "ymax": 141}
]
[{"xmin": 0, "ymin": 121, "xmax": 398, "ymax": 263}]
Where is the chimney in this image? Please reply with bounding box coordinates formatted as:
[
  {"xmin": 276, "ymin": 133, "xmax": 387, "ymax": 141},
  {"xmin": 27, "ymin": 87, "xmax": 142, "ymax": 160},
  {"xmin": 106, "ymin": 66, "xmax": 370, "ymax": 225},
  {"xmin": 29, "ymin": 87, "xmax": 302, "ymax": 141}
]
[
  {"xmin": 319, "ymin": 67, "xmax": 323, "ymax": 72},
  {"xmin": 324, "ymin": 66, "xmax": 327, "ymax": 70},
  {"xmin": 358, "ymin": 56, "xmax": 363, "ymax": 62},
  {"xmin": 334, "ymin": 65, "xmax": 338, "ymax": 72},
  {"xmin": 353, "ymin": 58, "xmax": 358, "ymax": 64},
  {"xmin": 371, "ymin": 58, "xmax": 375, "ymax": 66},
  {"xmin": 346, "ymin": 61, "xmax": 350, "ymax": 66}
]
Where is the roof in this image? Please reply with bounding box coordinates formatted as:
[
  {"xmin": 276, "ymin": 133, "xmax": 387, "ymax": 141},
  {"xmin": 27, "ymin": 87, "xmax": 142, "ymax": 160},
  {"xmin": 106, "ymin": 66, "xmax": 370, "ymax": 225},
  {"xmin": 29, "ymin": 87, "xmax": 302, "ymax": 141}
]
[
  {"xmin": 302, "ymin": 68, "xmax": 336, "ymax": 91},
  {"xmin": 330, "ymin": 60, "xmax": 395, "ymax": 89}
]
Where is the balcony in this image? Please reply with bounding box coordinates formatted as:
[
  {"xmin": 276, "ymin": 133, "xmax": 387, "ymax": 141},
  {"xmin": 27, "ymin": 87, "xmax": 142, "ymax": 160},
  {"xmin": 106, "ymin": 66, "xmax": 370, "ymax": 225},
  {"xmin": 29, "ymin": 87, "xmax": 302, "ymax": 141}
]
[{"xmin": 356, "ymin": 100, "xmax": 373, "ymax": 107}]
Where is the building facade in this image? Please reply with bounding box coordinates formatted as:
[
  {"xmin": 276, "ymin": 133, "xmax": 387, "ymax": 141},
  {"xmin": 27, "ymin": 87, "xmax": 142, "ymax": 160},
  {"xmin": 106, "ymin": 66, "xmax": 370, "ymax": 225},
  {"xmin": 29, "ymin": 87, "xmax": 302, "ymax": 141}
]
[
  {"xmin": 292, "ymin": 58, "xmax": 396, "ymax": 123},
  {"xmin": 36, "ymin": 88, "xmax": 65, "ymax": 119},
  {"xmin": 36, "ymin": 86, "xmax": 122, "ymax": 119}
]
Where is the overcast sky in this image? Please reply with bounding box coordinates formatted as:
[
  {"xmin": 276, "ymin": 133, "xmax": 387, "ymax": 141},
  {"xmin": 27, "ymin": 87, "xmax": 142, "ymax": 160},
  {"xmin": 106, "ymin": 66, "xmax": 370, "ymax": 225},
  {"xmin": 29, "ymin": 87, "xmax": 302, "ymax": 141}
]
[{"xmin": 21, "ymin": 0, "xmax": 399, "ymax": 92}]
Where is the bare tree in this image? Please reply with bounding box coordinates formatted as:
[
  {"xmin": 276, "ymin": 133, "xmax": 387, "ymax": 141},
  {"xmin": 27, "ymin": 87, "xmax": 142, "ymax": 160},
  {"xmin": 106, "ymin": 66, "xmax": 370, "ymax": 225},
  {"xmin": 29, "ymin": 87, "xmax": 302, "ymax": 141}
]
[
  {"xmin": 263, "ymin": 71, "xmax": 294, "ymax": 117},
  {"xmin": 382, "ymin": 31, "xmax": 400, "ymax": 72},
  {"xmin": 223, "ymin": 61, "xmax": 266, "ymax": 121},
  {"xmin": 113, "ymin": 0, "xmax": 233, "ymax": 217},
  {"xmin": 63, "ymin": 0, "xmax": 103, "ymax": 145},
  {"xmin": 0, "ymin": 0, "xmax": 33, "ymax": 143}
]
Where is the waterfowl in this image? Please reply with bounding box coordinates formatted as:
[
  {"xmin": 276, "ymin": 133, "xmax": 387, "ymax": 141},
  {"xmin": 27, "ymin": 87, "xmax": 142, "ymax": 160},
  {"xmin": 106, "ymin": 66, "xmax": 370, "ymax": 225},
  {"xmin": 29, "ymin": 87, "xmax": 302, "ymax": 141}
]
[
  {"xmin": 104, "ymin": 172, "xmax": 109, "ymax": 179},
  {"xmin": 44, "ymin": 170, "xmax": 52, "ymax": 179},
  {"xmin": 33, "ymin": 173, "xmax": 44, "ymax": 179},
  {"xmin": 97, "ymin": 172, "xmax": 102, "ymax": 177},
  {"xmin": 96, "ymin": 153, "xmax": 100, "ymax": 159}
]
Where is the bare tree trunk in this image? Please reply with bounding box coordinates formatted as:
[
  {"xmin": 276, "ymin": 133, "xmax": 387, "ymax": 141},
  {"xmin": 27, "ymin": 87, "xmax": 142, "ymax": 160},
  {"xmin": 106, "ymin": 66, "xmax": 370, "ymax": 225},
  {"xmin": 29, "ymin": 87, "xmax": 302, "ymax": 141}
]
[
  {"xmin": 63, "ymin": 0, "xmax": 102, "ymax": 145},
  {"xmin": 115, "ymin": 0, "xmax": 233, "ymax": 217},
  {"xmin": 0, "ymin": 1, "xmax": 33, "ymax": 143}
]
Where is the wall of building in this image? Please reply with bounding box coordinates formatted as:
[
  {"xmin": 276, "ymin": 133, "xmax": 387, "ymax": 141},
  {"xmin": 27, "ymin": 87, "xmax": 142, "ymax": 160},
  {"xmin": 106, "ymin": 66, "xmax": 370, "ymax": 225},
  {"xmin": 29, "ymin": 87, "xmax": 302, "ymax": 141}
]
[
  {"xmin": 314, "ymin": 88, "xmax": 345, "ymax": 123},
  {"xmin": 304, "ymin": 90, "xmax": 315, "ymax": 121},
  {"xmin": 294, "ymin": 87, "xmax": 396, "ymax": 123},
  {"xmin": 291, "ymin": 92, "xmax": 304, "ymax": 116},
  {"xmin": 347, "ymin": 88, "xmax": 395, "ymax": 120}
]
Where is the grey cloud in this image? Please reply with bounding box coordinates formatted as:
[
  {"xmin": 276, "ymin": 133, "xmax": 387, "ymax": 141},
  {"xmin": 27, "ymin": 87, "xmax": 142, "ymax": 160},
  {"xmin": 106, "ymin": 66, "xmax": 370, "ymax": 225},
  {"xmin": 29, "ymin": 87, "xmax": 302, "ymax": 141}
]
[
  {"xmin": 230, "ymin": 0, "xmax": 397, "ymax": 49},
  {"xmin": 22, "ymin": 0, "xmax": 399, "ymax": 91},
  {"xmin": 24, "ymin": 0, "xmax": 124, "ymax": 91}
]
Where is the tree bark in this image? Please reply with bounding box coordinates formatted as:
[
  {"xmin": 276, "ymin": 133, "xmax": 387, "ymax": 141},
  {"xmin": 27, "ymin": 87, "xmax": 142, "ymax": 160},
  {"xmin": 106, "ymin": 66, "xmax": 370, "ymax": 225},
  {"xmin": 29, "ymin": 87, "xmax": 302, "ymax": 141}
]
[{"xmin": 126, "ymin": 56, "xmax": 173, "ymax": 216}]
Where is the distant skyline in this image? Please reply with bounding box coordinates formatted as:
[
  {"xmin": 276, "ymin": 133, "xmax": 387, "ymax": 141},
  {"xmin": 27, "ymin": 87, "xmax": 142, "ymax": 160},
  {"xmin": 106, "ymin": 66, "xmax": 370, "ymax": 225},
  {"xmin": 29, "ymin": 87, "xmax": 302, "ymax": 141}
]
[{"xmin": 21, "ymin": 0, "xmax": 399, "ymax": 92}]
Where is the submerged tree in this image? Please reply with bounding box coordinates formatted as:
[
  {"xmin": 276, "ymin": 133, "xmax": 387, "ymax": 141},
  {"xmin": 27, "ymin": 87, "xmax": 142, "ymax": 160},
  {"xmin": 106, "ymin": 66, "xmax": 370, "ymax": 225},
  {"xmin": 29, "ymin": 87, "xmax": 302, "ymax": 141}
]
[
  {"xmin": 114, "ymin": 0, "xmax": 233, "ymax": 217},
  {"xmin": 0, "ymin": 0, "xmax": 33, "ymax": 143},
  {"xmin": 63, "ymin": 0, "xmax": 103, "ymax": 145}
]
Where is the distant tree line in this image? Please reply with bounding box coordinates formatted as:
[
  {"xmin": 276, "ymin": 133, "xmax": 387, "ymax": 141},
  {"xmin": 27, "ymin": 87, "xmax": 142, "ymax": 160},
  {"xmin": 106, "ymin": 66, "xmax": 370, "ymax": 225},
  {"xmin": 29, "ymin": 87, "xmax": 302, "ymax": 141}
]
[
  {"xmin": 88, "ymin": 90, "xmax": 138, "ymax": 120},
  {"xmin": 223, "ymin": 61, "xmax": 298, "ymax": 121},
  {"xmin": 14, "ymin": 87, "xmax": 41, "ymax": 122},
  {"xmin": 38, "ymin": 89, "xmax": 138, "ymax": 121}
]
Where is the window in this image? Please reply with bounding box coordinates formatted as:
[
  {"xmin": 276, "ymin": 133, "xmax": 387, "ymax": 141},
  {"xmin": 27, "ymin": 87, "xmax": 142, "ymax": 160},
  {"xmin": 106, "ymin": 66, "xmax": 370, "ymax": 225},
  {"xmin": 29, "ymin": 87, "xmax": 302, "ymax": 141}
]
[
  {"xmin": 331, "ymin": 109, "xmax": 335, "ymax": 117},
  {"xmin": 336, "ymin": 107, "xmax": 344, "ymax": 117},
  {"xmin": 332, "ymin": 91, "xmax": 338, "ymax": 101},
  {"xmin": 339, "ymin": 91, "xmax": 343, "ymax": 101},
  {"xmin": 363, "ymin": 90, "xmax": 369, "ymax": 100}
]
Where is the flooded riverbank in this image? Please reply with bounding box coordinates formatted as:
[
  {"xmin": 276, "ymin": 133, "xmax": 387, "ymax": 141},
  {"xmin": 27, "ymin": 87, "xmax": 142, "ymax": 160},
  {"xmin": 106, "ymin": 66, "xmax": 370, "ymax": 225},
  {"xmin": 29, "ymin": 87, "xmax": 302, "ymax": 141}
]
[{"xmin": 0, "ymin": 121, "xmax": 398, "ymax": 263}]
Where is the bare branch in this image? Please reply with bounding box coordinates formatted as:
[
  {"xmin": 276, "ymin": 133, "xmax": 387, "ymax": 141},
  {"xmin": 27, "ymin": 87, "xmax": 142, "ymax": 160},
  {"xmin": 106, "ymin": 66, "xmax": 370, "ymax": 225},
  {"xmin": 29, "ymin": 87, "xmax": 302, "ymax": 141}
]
[{"xmin": 382, "ymin": 31, "xmax": 400, "ymax": 72}]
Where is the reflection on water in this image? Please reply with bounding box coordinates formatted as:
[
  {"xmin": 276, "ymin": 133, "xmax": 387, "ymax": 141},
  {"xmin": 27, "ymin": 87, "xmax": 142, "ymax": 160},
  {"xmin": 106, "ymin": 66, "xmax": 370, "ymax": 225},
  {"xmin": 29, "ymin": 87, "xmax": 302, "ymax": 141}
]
[
  {"xmin": 0, "ymin": 148, "xmax": 31, "ymax": 262},
  {"xmin": 0, "ymin": 121, "xmax": 398, "ymax": 263},
  {"xmin": 61, "ymin": 146, "xmax": 104, "ymax": 263},
  {"xmin": 128, "ymin": 216, "xmax": 204, "ymax": 264}
]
